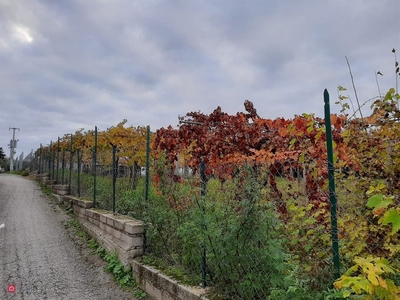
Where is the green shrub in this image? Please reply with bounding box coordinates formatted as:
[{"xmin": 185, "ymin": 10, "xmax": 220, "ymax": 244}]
[
  {"xmin": 145, "ymin": 163, "xmax": 294, "ymax": 299},
  {"xmin": 14, "ymin": 169, "xmax": 29, "ymax": 176}
]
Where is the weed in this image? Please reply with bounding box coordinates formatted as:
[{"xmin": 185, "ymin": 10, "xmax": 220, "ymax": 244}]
[
  {"xmin": 13, "ymin": 169, "xmax": 30, "ymax": 176},
  {"xmin": 67, "ymin": 219, "xmax": 89, "ymax": 239},
  {"xmin": 37, "ymin": 181, "xmax": 57, "ymax": 201},
  {"xmin": 88, "ymin": 238, "xmax": 99, "ymax": 250},
  {"xmin": 96, "ymin": 246, "xmax": 107, "ymax": 259},
  {"xmin": 98, "ymin": 249, "xmax": 148, "ymax": 298},
  {"xmin": 68, "ymin": 219, "xmax": 80, "ymax": 228},
  {"xmin": 133, "ymin": 289, "xmax": 148, "ymax": 299}
]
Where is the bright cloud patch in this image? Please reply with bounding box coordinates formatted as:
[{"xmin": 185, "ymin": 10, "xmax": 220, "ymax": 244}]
[{"xmin": 13, "ymin": 26, "xmax": 33, "ymax": 43}]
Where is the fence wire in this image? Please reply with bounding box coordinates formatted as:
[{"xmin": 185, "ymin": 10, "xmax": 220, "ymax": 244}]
[{"xmin": 30, "ymin": 123, "xmax": 400, "ymax": 299}]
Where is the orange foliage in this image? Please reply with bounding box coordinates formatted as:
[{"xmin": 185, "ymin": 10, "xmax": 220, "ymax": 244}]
[{"xmin": 154, "ymin": 101, "xmax": 351, "ymax": 218}]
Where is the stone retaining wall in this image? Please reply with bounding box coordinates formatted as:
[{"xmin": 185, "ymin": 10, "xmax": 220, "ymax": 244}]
[
  {"xmin": 52, "ymin": 184, "xmax": 69, "ymax": 195},
  {"xmin": 132, "ymin": 260, "xmax": 208, "ymax": 300},
  {"xmin": 61, "ymin": 195, "xmax": 144, "ymax": 265},
  {"xmin": 36, "ymin": 173, "xmax": 50, "ymax": 184}
]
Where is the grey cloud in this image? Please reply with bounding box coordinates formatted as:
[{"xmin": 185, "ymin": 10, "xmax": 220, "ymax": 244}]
[{"xmin": 0, "ymin": 0, "xmax": 399, "ymax": 158}]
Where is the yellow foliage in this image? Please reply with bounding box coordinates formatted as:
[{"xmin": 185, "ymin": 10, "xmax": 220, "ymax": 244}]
[
  {"xmin": 44, "ymin": 120, "xmax": 154, "ymax": 168},
  {"xmin": 334, "ymin": 256, "xmax": 400, "ymax": 299}
]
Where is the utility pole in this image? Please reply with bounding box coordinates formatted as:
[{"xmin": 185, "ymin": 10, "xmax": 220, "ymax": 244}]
[{"xmin": 8, "ymin": 127, "xmax": 20, "ymax": 172}]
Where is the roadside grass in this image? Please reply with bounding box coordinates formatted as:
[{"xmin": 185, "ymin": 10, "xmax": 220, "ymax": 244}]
[
  {"xmin": 37, "ymin": 181, "xmax": 57, "ymax": 201},
  {"xmin": 65, "ymin": 215, "xmax": 148, "ymax": 299},
  {"xmin": 97, "ymin": 246, "xmax": 148, "ymax": 299},
  {"xmin": 8, "ymin": 169, "xmax": 30, "ymax": 176}
]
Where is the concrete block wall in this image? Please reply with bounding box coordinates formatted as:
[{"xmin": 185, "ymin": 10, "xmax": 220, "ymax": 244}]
[
  {"xmin": 52, "ymin": 184, "xmax": 69, "ymax": 195},
  {"xmin": 36, "ymin": 173, "xmax": 50, "ymax": 184},
  {"xmin": 35, "ymin": 174, "xmax": 68, "ymax": 195},
  {"xmin": 61, "ymin": 195, "xmax": 144, "ymax": 265},
  {"xmin": 132, "ymin": 261, "xmax": 208, "ymax": 300}
]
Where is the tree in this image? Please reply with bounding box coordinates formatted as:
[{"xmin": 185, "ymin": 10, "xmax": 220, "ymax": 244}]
[
  {"xmin": 0, "ymin": 147, "xmax": 5, "ymax": 161},
  {"xmin": 0, "ymin": 147, "xmax": 9, "ymax": 171}
]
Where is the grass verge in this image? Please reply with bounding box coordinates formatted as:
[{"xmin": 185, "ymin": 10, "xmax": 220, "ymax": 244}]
[{"xmin": 66, "ymin": 216, "xmax": 148, "ymax": 299}]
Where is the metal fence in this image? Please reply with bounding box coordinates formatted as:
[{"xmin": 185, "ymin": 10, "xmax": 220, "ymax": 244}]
[{"xmin": 29, "ymin": 91, "xmax": 400, "ymax": 299}]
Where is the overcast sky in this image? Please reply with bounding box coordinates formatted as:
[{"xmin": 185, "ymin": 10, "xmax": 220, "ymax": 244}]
[{"xmin": 0, "ymin": 0, "xmax": 399, "ymax": 159}]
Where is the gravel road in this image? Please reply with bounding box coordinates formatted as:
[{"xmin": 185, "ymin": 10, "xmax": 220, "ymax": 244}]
[{"xmin": 0, "ymin": 174, "xmax": 139, "ymax": 300}]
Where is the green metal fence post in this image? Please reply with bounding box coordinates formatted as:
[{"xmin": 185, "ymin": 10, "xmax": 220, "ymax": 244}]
[
  {"xmin": 112, "ymin": 144, "xmax": 117, "ymax": 214},
  {"xmin": 69, "ymin": 134, "xmax": 73, "ymax": 195},
  {"xmin": 77, "ymin": 148, "xmax": 81, "ymax": 198},
  {"xmin": 51, "ymin": 141, "xmax": 55, "ymax": 181},
  {"xmin": 39, "ymin": 144, "xmax": 42, "ymax": 174},
  {"xmin": 144, "ymin": 125, "xmax": 150, "ymax": 252},
  {"xmin": 93, "ymin": 126, "xmax": 98, "ymax": 208},
  {"xmin": 62, "ymin": 148, "xmax": 65, "ymax": 185},
  {"xmin": 324, "ymin": 89, "xmax": 341, "ymax": 279},
  {"xmin": 56, "ymin": 137, "xmax": 60, "ymax": 183},
  {"xmin": 45, "ymin": 148, "xmax": 48, "ymax": 174},
  {"xmin": 200, "ymin": 160, "xmax": 207, "ymax": 288},
  {"xmin": 145, "ymin": 125, "xmax": 150, "ymax": 206},
  {"xmin": 48, "ymin": 141, "xmax": 52, "ymax": 178}
]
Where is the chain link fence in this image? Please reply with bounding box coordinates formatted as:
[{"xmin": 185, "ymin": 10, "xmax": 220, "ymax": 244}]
[{"xmin": 29, "ymin": 94, "xmax": 400, "ymax": 299}]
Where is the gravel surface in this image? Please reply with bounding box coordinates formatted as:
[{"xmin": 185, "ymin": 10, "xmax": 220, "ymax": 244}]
[{"xmin": 0, "ymin": 174, "xmax": 140, "ymax": 300}]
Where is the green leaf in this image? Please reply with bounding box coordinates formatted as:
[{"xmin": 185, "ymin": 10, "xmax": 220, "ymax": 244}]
[
  {"xmin": 384, "ymin": 89, "xmax": 394, "ymax": 101},
  {"xmin": 343, "ymin": 265, "xmax": 359, "ymax": 276},
  {"xmin": 299, "ymin": 152, "xmax": 305, "ymax": 164},
  {"xmin": 289, "ymin": 138, "xmax": 296, "ymax": 150},
  {"xmin": 366, "ymin": 194, "xmax": 392, "ymax": 212},
  {"xmin": 381, "ymin": 209, "xmax": 400, "ymax": 235},
  {"xmin": 316, "ymin": 130, "xmax": 323, "ymax": 141},
  {"xmin": 357, "ymin": 277, "xmax": 373, "ymax": 294},
  {"xmin": 343, "ymin": 290, "xmax": 352, "ymax": 298},
  {"xmin": 375, "ymin": 258, "xmax": 396, "ymax": 274},
  {"xmin": 374, "ymin": 286, "xmax": 392, "ymax": 299}
]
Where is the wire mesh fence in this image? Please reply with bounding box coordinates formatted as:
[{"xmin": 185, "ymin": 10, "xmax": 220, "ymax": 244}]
[
  {"xmin": 28, "ymin": 91, "xmax": 400, "ymax": 299},
  {"xmin": 30, "ymin": 135, "xmax": 400, "ymax": 299},
  {"xmin": 136, "ymin": 158, "xmax": 336, "ymax": 299}
]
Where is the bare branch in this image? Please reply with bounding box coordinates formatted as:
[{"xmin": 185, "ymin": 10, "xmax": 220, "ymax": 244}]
[{"xmin": 345, "ymin": 56, "xmax": 364, "ymax": 123}]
